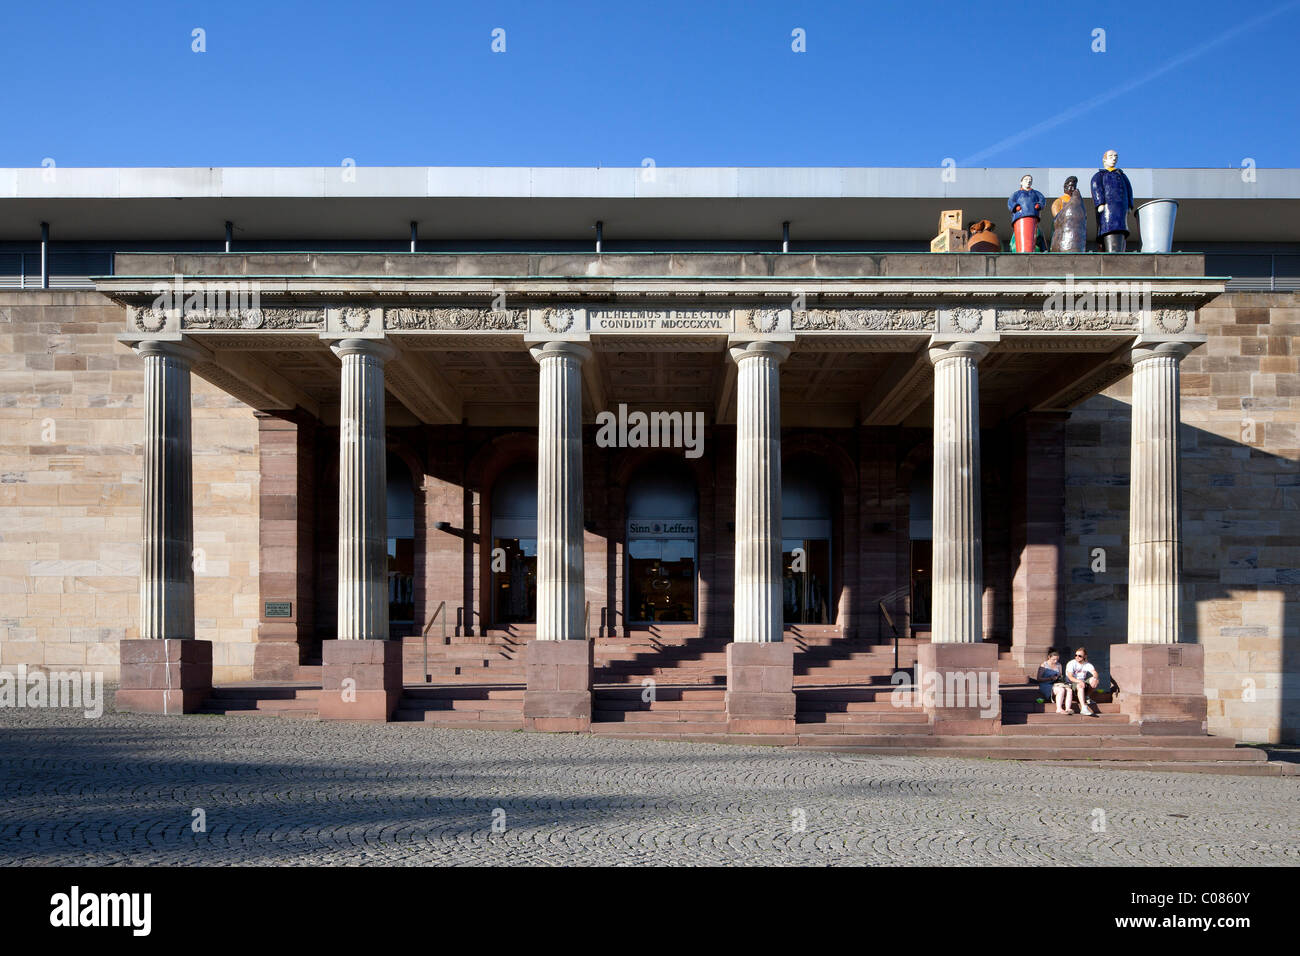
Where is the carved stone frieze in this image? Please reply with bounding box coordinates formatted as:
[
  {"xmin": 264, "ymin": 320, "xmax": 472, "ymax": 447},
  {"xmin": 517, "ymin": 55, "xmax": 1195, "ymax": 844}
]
[
  {"xmin": 793, "ymin": 309, "xmax": 935, "ymax": 331},
  {"xmin": 179, "ymin": 307, "xmax": 325, "ymax": 330},
  {"xmin": 996, "ymin": 309, "xmax": 1143, "ymax": 332},
  {"xmin": 386, "ymin": 307, "xmax": 528, "ymax": 331}
]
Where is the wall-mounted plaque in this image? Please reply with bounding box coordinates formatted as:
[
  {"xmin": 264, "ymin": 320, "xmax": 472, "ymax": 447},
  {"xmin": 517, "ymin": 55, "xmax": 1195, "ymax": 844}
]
[{"xmin": 264, "ymin": 601, "xmax": 293, "ymax": 618}]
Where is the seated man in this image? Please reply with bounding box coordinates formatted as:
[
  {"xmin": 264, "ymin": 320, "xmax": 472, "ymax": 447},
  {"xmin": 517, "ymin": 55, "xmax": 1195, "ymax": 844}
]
[{"xmin": 1065, "ymin": 648, "xmax": 1100, "ymax": 716}]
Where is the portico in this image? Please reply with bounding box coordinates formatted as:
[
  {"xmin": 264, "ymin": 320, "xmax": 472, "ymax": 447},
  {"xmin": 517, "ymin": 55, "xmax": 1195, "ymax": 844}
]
[{"xmin": 106, "ymin": 251, "xmax": 1217, "ymax": 736}]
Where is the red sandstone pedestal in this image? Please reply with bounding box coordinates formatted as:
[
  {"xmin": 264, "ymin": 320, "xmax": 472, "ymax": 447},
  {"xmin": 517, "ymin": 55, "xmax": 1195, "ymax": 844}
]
[
  {"xmin": 1109, "ymin": 643, "xmax": 1207, "ymax": 736},
  {"xmin": 318, "ymin": 639, "xmax": 403, "ymax": 721},
  {"xmin": 916, "ymin": 642, "xmax": 1002, "ymax": 735},
  {"xmin": 725, "ymin": 642, "xmax": 796, "ymax": 734},
  {"xmin": 524, "ymin": 639, "xmax": 593, "ymax": 732},
  {"xmin": 116, "ymin": 639, "xmax": 212, "ymax": 714}
]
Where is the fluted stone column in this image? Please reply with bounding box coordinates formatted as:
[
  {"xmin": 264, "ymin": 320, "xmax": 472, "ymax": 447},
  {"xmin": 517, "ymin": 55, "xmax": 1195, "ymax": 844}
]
[
  {"xmin": 1126, "ymin": 342, "xmax": 1194, "ymax": 645},
  {"xmin": 731, "ymin": 342, "xmax": 788, "ymax": 643},
  {"xmin": 725, "ymin": 342, "xmax": 795, "ymax": 733},
  {"xmin": 533, "ymin": 342, "xmax": 591, "ymax": 642},
  {"xmin": 929, "ymin": 341, "xmax": 988, "ymax": 644},
  {"xmin": 320, "ymin": 338, "xmax": 402, "ymax": 721},
  {"xmin": 118, "ymin": 340, "xmax": 212, "ymax": 714},
  {"xmin": 1112, "ymin": 341, "xmax": 1206, "ymax": 734},
  {"xmin": 917, "ymin": 340, "xmax": 999, "ymax": 732},
  {"xmin": 524, "ymin": 342, "xmax": 594, "ymax": 731},
  {"xmin": 334, "ymin": 339, "xmax": 394, "ymax": 641}
]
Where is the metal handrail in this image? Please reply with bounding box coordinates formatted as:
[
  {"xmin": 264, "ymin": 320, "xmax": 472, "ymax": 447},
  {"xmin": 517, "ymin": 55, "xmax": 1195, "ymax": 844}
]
[
  {"xmin": 878, "ymin": 599, "xmax": 901, "ymax": 674},
  {"xmin": 422, "ymin": 601, "xmax": 447, "ymax": 683}
]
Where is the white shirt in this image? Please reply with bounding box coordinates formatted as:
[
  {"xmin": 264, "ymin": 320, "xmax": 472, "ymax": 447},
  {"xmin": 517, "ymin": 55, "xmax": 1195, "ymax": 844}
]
[{"xmin": 1066, "ymin": 659, "xmax": 1096, "ymax": 682}]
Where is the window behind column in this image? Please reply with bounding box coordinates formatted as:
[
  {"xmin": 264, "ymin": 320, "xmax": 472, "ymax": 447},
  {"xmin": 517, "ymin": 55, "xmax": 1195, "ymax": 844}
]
[
  {"xmin": 386, "ymin": 453, "xmax": 416, "ymax": 632},
  {"xmin": 909, "ymin": 466, "xmax": 933, "ymax": 629},
  {"xmin": 626, "ymin": 460, "xmax": 698, "ymax": 624},
  {"xmin": 491, "ymin": 461, "xmax": 538, "ymax": 626},
  {"xmin": 782, "ymin": 462, "xmax": 833, "ymax": 624}
]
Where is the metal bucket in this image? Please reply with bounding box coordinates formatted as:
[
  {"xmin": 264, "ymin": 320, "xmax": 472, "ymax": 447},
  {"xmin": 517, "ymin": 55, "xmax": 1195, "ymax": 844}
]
[{"xmin": 1137, "ymin": 199, "xmax": 1179, "ymax": 253}]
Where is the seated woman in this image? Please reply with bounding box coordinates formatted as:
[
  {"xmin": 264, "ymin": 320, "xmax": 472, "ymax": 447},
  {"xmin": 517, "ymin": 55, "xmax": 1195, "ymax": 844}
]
[
  {"xmin": 1035, "ymin": 648, "xmax": 1069, "ymax": 714},
  {"xmin": 1065, "ymin": 647, "xmax": 1101, "ymax": 716}
]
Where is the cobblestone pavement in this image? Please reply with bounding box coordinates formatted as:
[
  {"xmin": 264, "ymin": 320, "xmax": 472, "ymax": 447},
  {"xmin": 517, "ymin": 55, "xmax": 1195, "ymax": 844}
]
[{"xmin": 1, "ymin": 706, "xmax": 1297, "ymax": 866}]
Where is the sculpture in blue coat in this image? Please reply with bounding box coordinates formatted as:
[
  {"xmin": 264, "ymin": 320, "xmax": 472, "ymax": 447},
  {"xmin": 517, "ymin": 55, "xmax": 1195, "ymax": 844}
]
[
  {"xmin": 1090, "ymin": 150, "xmax": 1134, "ymax": 252},
  {"xmin": 1007, "ymin": 174, "xmax": 1046, "ymax": 253}
]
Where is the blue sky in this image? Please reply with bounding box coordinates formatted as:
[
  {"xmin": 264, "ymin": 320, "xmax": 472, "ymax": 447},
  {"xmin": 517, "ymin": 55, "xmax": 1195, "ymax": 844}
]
[{"xmin": 1, "ymin": 0, "xmax": 1297, "ymax": 168}]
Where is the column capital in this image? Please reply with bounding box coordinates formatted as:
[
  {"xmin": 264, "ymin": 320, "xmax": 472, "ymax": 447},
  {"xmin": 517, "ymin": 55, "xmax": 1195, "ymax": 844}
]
[
  {"xmin": 132, "ymin": 338, "xmax": 208, "ymax": 366},
  {"xmin": 331, "ymin": 338, "xmax": 397, "ymax": 363},
  {"xmin": 927, "ymin": 339, "xmax": 992, "ymax": 367},
  {"xmin": 728, "ymin": 340, "xmax": 791, "ymax": 365},
  {"xmin": 1130, "ymin": 339, "xmax": 1200, "ymax": 366},
  {"xmin": 529, "ymin": 340, "xmax": 592, "ymax": 365}
]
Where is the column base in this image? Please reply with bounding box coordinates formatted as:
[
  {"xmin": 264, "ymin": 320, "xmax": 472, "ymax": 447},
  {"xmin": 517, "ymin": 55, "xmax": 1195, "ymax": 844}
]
[
  {"xmin": 1109, "ymin": 643, "xmax": 1207, "ymax": 736},
  {"xmin": 318, "ymin": 639, "xmax": 403, "ymax": 721},
  {"xmin": 253, "ymin": 635, "xmax": 304, "ymax": 681},
  {"xmin": 116, "ymin": 639, "xmax": 213, "ymax": 714},
  {"xmin": 725, "ymin": 642, "xmax": 795, "ymax": 734},
  {"xmin": 916, "ymin": 642, "xmax": 1002, "ymax": 734},
  {"xmin": 524, "ymin": 639, "xmax": 592, "ymax": 732}
]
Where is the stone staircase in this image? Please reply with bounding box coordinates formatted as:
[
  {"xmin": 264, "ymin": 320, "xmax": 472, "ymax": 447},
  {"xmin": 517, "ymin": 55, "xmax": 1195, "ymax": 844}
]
[
  {"xmin": 198, "ymin": 682, "xmax": 321, "ymax": 717},
  {"xmin": 401, "ymin": 629, "xmax": 528, "ymax": 683},
  {"xmin": 188, "ymin": 637, "xmax": 1293, "ymax": 775},
  {"xmin": 393, "ymin": 685, "xmax": 525, "ymax": 729}
]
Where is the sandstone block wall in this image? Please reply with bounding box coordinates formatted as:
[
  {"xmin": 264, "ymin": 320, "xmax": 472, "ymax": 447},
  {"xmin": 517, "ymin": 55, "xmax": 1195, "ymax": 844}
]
[
  {"xmin": 0, "ymin": 292, "xmax": 261, "ymax": 682},
  {"xmin": 1064, "ymin": 293, "xmax": 1299, "ymax": 743}
]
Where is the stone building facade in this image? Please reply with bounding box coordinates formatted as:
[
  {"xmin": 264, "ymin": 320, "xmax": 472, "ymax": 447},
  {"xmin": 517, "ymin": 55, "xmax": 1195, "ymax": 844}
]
[
  {"xmin": 2, "ymin": 259, "xmax": 1294, "ymax": 742},
  {"xmin": 1064, "ymin": 293, "xmax": 1299, "ymax": 742}
]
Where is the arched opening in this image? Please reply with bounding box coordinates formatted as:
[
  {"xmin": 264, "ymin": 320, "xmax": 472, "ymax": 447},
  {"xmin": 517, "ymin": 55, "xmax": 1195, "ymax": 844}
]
[
  {"xmin": 782, "ymin": 462, "xmax": 834, "ymax": 624},
  {"xmin": 909, "ymin": 464, "xmax": 933, "ymax": 627},
  {"xmin": 386, "ymin": 452, "xmax": 416, "ymax": 629},
  {"xmin": 626, "ymin": 460, "xmax": 698, "ymax": 624},
  {"xmin": 491, "ymin": 461, "xmax": 538, "ymax": 625}
]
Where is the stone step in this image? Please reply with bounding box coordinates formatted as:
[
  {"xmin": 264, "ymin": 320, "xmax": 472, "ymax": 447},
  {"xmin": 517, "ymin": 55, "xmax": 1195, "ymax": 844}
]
[
  {"xmin": 1033, "ymin": 761, "xmax": 1299, "ymax": 777},
  {"xmin": 794, "ymin": 741, "xmax": 1268, "ymax": 760},
  {"xmin": 207, "ymin": 684, "xmax": 320, "ymax": 701},
  {"xmin": 594, "ymin": 686, "xmax": 724, "ymax": 700},
  {"xmin": 198, "ymin": 699, "xmax": 319, "ymax": 716},
  {"xmin": 796, "ymin": 711, "xmax": 927, "ymax": 724},
  {"xmin": 589, "ymin": 720, "xmax": 729, "ymax": 735},
  {"xmin": 795, "ymin": 686, "xmax": 909, "ymax": 701},
  {"xmin": 392, "ymin": 714, "xmax": 525, "ymax": 730},
  {"xmin": 593, "ymin": 710, "xmax": 728, "ymax": 723},
  {"xmin": 399, "ymin": 697, "xmax": 525, "ymax": 713},
  {"xmin": 196, "ymin": 706, "xmax": 318, "ymax": 719},
  {"xmin": 597, "ymin": 673, "xmax": 726, "ymax": 685},
  {"xmin": 403, "ymin": 646, "xmax": 519, "ymax": 661},
  {"xmin": 401, "ymin": 686, "xmax": 524, "ymax": 699},
  {"xmin": 593, "ymin": 698, "xmax": 726, "ymax": 712},
  {"xmin": 794, "ymin": 724, "xmax": 934, "ymax": 737},
  {"xmin": 796, "ymin": 700, "xmax": 915, "ymax": 713}
]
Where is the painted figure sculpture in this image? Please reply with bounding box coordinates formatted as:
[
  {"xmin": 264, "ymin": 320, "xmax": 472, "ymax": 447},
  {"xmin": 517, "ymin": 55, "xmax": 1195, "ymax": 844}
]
[
  {"xmin": 1091, "ymin": 150, "xmax": 1134, "ymax": 252},
  {"xmin": 1050, "ymin": 176, "xmax": 1087, "ymax": 252},
  {"xmin": 967, "ymin": 219, "xmax": 1000, "ymax": 253},
  {"xmin": 1007, "ymin": 174, "xmax": 1046, "ymax": 253}
]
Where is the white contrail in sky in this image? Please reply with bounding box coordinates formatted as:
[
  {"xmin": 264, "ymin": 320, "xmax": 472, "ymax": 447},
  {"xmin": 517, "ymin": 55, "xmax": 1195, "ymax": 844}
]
[{"xmin": 958, "ymin": 0, "xmax": 1300, "ymax": 166}]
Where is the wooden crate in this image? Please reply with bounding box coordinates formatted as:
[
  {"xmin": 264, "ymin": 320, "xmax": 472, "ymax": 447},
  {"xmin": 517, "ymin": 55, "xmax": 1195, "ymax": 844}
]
[
  {"xmin": 938, "ymin": 209, "xmax": 963, "ymax": 232},
  {"xmin": 930, "ymin": 228, "xmax": 967, "ymax": 253}
]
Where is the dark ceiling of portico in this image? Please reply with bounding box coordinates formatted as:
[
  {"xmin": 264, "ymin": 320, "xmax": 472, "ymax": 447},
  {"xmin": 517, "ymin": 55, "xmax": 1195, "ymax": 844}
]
[{"xmin": 191, "ymin": 336, "xmax": 1134, "ymax": 430}]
